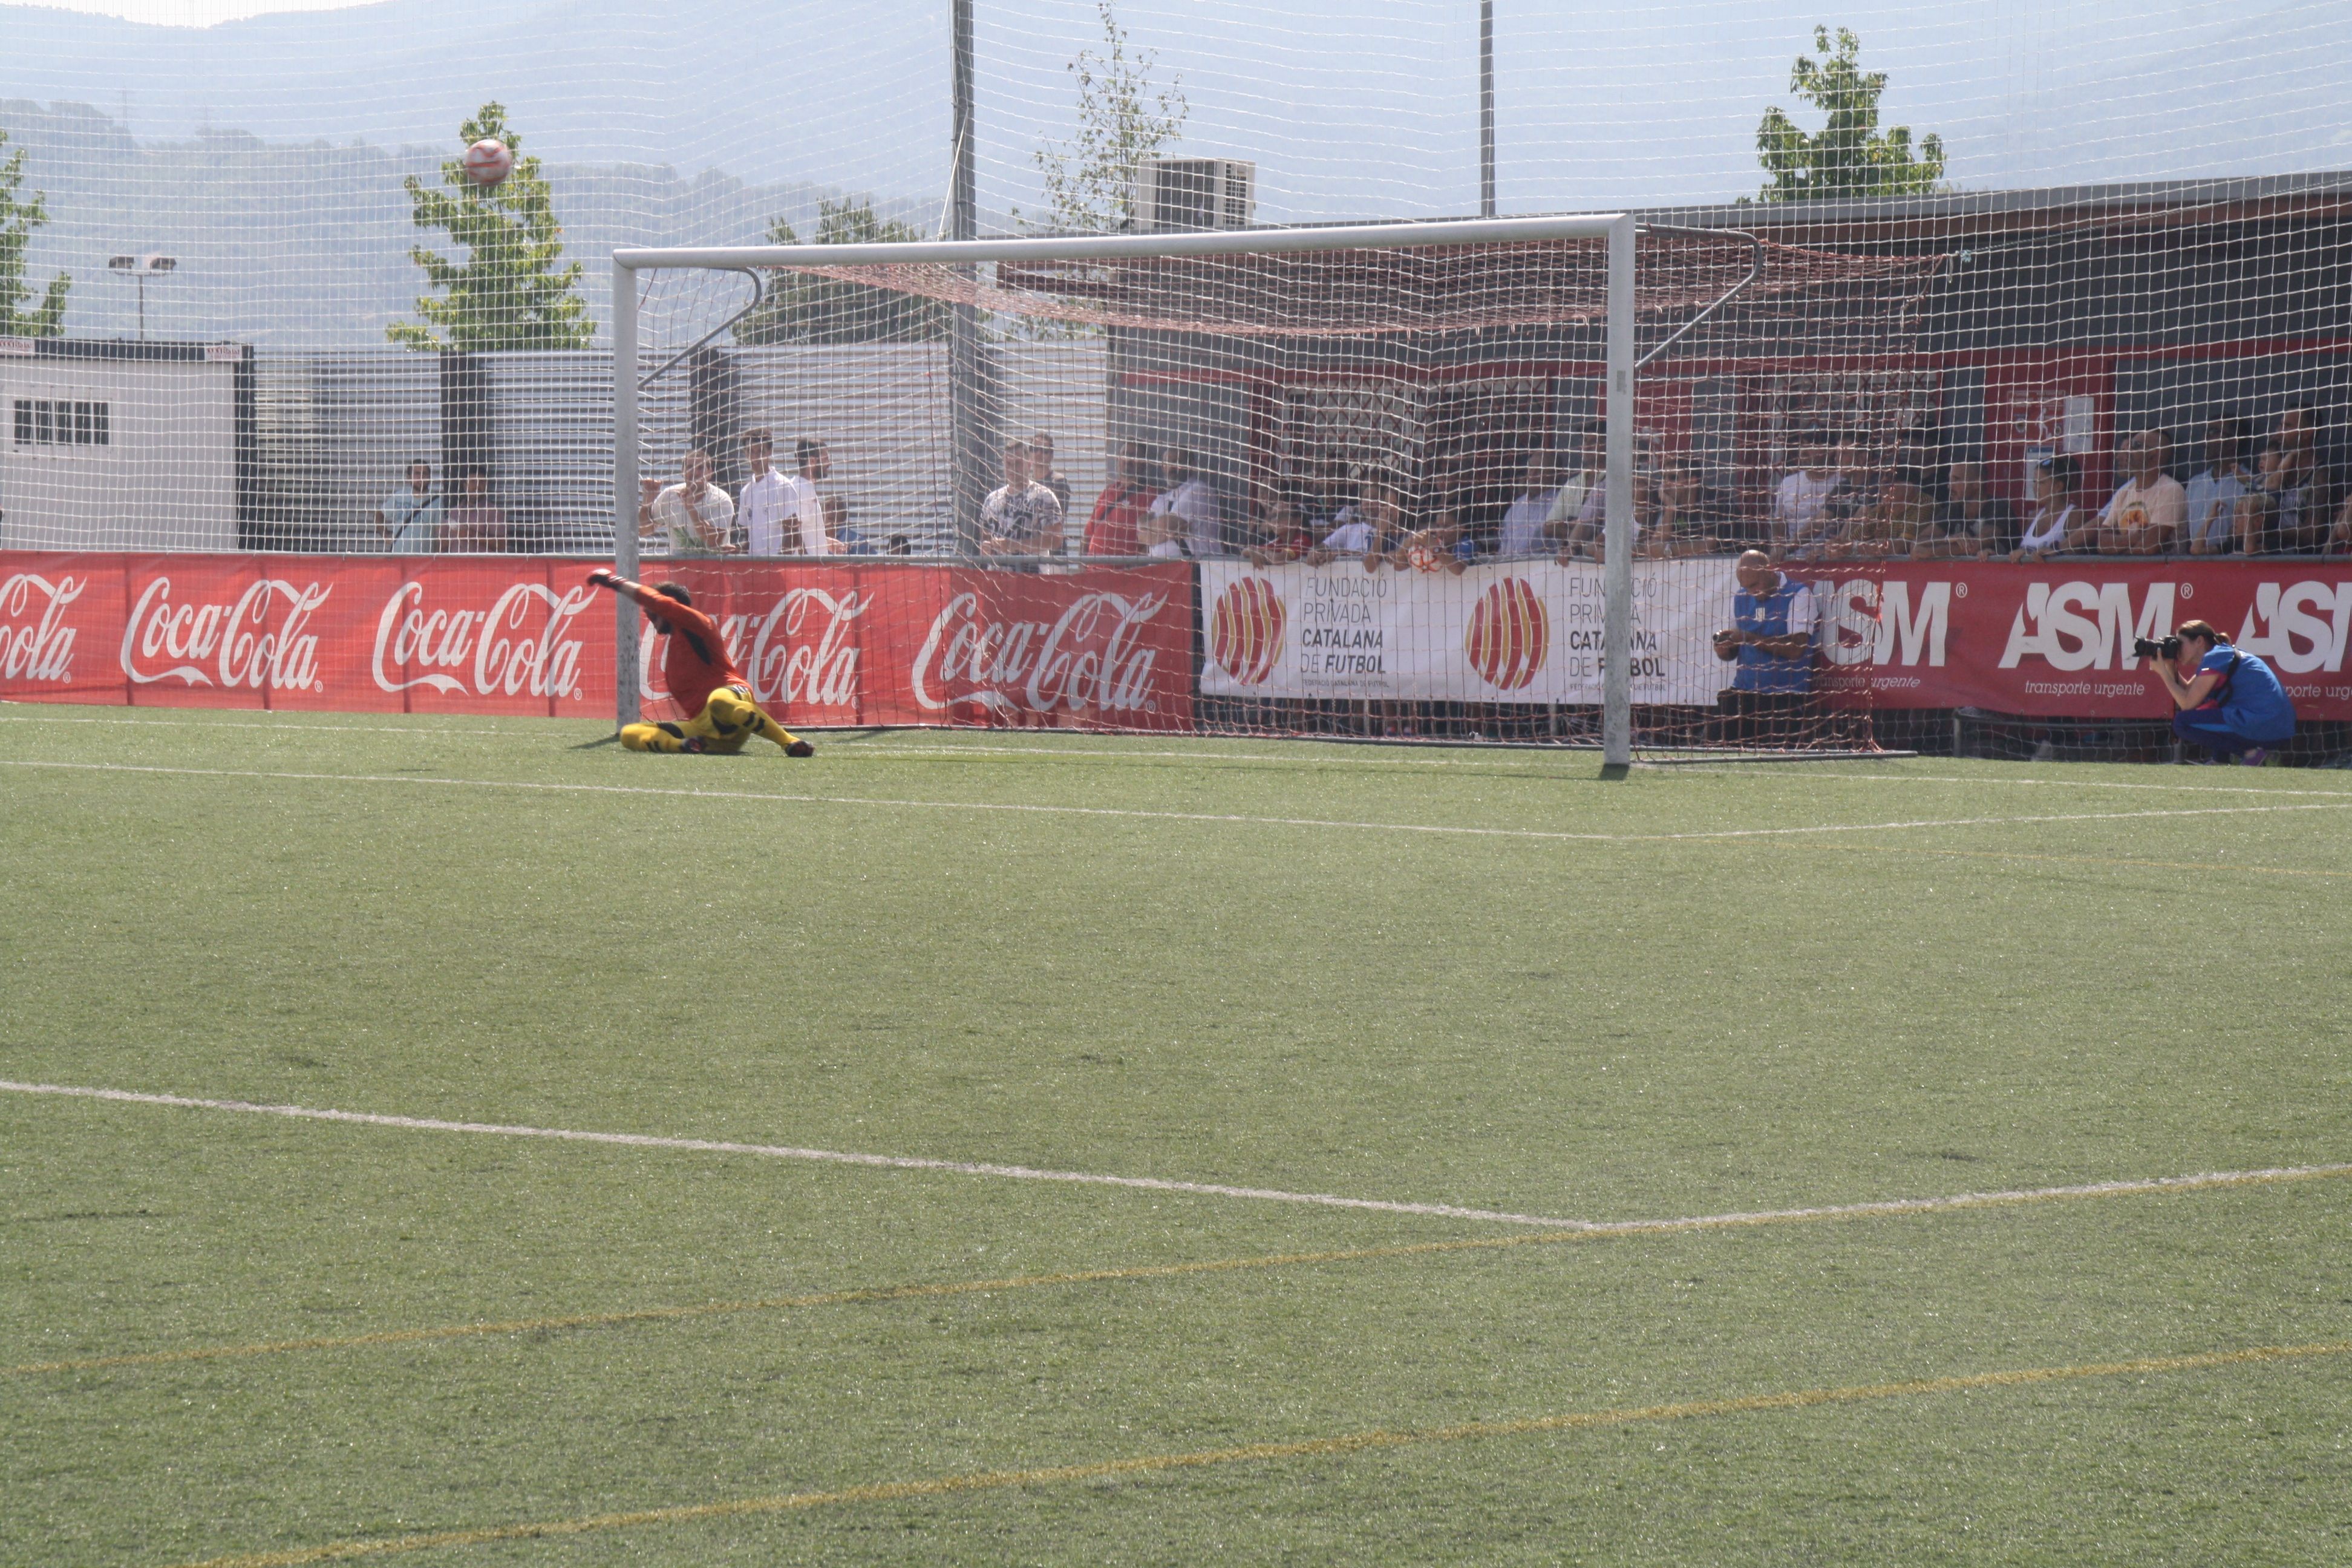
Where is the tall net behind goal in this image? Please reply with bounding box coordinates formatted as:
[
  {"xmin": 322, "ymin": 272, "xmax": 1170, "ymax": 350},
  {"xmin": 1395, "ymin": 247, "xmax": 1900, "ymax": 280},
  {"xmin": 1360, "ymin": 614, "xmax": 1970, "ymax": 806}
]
[{"xmin": 619, "ymin": 223, "xmax": 1938, "ymax": 754}]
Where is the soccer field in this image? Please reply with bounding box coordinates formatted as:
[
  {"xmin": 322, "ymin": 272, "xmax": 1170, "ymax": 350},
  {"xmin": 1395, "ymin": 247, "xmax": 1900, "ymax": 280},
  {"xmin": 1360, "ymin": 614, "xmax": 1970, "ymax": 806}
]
[{"xmin": 4, "ymin": 707, "xmax": 2348, "ymax": 1566}]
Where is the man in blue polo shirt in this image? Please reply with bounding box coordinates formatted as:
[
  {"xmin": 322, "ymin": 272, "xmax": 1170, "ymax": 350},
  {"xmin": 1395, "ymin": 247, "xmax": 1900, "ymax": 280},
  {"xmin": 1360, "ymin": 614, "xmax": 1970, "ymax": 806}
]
[
  {"xmin": 2152, "ymin": 618, "xmax": 2296, "ymax": 765},
  {"xmin": 1713, "ymin": 549, "xmax": 1818, "ymax": 744}
]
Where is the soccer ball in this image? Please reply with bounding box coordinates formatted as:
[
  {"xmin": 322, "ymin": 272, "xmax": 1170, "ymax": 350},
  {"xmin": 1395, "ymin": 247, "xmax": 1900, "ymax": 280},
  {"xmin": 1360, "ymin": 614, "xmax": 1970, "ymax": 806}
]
[{"xmin": 463, "ymin": 139, "xmax": 514, "ymax": 187}]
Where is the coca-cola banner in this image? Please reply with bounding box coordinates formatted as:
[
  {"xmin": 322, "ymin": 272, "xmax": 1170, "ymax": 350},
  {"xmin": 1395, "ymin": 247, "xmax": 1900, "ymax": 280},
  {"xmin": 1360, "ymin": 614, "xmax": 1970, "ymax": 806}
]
[
  {"xmin": 1199, "ymin": 559, "xmax": 1734, "ymax": 705},
  {"xmin": 1817, "ymin": 561, "xmax": 2352, "ymax": 719},
  {"xmin": 0, "ymin": 554, "xmax": 1194, "ymax": 729}
]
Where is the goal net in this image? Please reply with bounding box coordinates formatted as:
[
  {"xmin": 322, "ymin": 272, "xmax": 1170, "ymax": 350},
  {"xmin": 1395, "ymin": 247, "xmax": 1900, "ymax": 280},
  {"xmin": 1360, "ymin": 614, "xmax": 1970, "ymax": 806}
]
[{"xmin": 617, "ymin": 218, "xmax": 1937, "ymax": 756}]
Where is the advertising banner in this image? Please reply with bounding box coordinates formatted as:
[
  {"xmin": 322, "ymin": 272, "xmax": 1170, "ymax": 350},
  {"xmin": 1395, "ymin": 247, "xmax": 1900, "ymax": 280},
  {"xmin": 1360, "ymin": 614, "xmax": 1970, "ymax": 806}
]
[
  {"xmin": 0, "ymin": 554, "xmax": 1196, "ymax": 730},
  {"xmin": 1815, "ymin": 561, "xmax": 2352, "ymax": 720},
  {"xmin": 1199, "ymin": 559, "xmax": 1737, "ymax": 705}
]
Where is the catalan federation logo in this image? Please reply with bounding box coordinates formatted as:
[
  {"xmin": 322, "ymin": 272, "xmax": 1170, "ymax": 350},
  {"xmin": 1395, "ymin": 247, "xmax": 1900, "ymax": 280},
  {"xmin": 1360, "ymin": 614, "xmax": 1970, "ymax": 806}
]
[
  {"xmin": 1209, "ymin": 575, "xmax": 1285, "ymax": 686},
  {"xmin": 1465, "ymin": 577, "xmax": 1548, "ymax": 690}
]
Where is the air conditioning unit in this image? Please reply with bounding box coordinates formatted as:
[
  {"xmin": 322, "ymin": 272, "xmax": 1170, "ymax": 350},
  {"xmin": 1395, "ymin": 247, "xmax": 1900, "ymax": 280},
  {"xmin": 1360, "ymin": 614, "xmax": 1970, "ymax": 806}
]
[{"xmin": 1132, "ymin": 158, "xmax": 1256, "ymax": 234}]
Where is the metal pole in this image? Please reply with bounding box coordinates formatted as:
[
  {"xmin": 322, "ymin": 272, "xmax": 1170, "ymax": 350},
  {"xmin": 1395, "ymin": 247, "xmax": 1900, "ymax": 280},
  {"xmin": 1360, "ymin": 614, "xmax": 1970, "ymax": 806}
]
[
  {"xmin": 612, "ymin": 256, "xmax": 642, "ymax": 728},
  {"xmin": 1479, "ymin": 0, "xmax": 1496, "ymax": 220},
  {"xmin": 947, "ymin": 0, "xmax": 990, "ymax": 554},
  {"xmin": 1600, "ymin": 212, "xmax": 1635, "ymax": 773}
]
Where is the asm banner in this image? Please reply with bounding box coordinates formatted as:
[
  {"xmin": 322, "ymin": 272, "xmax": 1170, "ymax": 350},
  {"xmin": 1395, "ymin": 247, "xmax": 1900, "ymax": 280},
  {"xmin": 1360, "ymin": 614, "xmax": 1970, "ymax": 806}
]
[
  {"xmin": 1815, "ymin": 561, "xmax": 2352, "ymax": 720},
  {"xmin": 1199, "ymin": 559, "xmax": 1736, "ymax": 705},
  {"xmin": 0, "ymin": 554, "xmax": 1195, "ymax": 729}
]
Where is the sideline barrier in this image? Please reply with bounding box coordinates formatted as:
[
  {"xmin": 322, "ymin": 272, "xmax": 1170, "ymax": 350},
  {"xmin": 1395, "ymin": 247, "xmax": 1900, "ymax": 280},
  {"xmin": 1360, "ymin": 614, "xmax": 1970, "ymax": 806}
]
[{"xmin": 4, "ymin": 553, "xmax": 2348, "ymax": 725}]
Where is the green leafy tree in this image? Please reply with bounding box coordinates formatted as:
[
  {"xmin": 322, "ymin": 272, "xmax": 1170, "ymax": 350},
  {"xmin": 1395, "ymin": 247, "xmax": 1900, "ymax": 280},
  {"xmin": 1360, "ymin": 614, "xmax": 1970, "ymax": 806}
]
[
  {"xmin": 1755, "ymin": 27, "xmax": 1945, "ymax": 203},
  {"xmin": 1028, "ymin": 1, "xmax": 1187, "ymax": 234},
  {"xmin": 390, "ymin": 103, "xmax": 591, "ymax": 350},
  {"xmin": 734, "ymin": 198, "xmax": 948, "ymax": 345},
  {"xmin": 0, "ymin": 128, "xmax": 69, "ymax": 337}
]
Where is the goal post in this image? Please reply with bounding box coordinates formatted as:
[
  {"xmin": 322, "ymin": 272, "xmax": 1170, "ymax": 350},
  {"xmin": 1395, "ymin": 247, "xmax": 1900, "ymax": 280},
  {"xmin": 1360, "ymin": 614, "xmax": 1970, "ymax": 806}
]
[{"xmin": 612, "ymin": 212, "xmax": 1641, "ymax": 758}]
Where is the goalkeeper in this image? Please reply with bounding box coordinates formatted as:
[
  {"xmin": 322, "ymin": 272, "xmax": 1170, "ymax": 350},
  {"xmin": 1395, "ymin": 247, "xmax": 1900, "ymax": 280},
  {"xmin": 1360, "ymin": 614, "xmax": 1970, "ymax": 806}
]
[{"xmin": 586, "ymin": 567, "xmax": 814, "ymax": 756}]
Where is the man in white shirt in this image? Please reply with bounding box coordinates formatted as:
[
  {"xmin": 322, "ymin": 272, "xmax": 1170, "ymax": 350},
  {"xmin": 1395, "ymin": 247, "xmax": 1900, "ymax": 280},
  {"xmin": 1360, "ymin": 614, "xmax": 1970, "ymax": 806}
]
[
  {"xmin": 644, "ymin": 448, "xmax": 736, "ymax": 557},
  {"xmin": 789, "ymin": 437, "xmax": 840, "ymax": 555},
  {"xmin": 1544, "ymin": 433, "xmax": 1600, "ymax": 538},
  {"xmin": 736, "ymin": 428, "xmax": 822, "ymax": 557},
  {"xmin": 1147, "ymin": 448, "xmax": 1222, "ymax": 558},
  {"xmin": 1498, "ymin": 452, "xmax": 1558, "ymax": 557},
  {"xmin": 376, "ymin": 460, "xmax": 443, "ymax": 554},
  {"xmin": 2089, "ymin": 429, "xmax": 2188, "ymax": 555},
  {"xmin": 979, "ymin": 441, "xmax": 1066, "ymax": 555},
  {"xmin": 1772, "ymin": 431, "xmax": 1843, "ymax": 547}
]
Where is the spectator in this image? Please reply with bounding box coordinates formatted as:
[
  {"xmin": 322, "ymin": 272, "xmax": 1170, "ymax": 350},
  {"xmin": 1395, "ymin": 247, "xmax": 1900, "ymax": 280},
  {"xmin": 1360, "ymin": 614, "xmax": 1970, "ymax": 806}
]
[
  {"xmin": 1303, "ymin": 457, "xmax": 1357, "ymax": 532},
  {"xmin": 1545, "ymin": 431, "xmax": 1602, "ymax": 540},
  {"xmin": 979, "ymin": 441, "xmax": 1065, "ymax": 556},
  {"xmin": 2184, "ymin": 415, "xmax": 2252, "ymax": 555},
  {"xmin": 791, "ymin": 437, "xmax": 838, "ymax": 554},
  {"xmin": 2083, "ymin": 429, "xmax": 2187, "ymax": 554},
  {"xmin": 1242, "ymin": 500, "xmax": 1315, "ymax": 566},
  {"xmin": 738, "ymin": 428, "xmax": 820, "ymax": 557},
  {"xmin": 376, "ymin": 459, "xmax": 444, "ymax": 554},
  {"xmin": 1713, "ymin": 549, "xmax": 1818, "ymax": 743},
  {"xmin": 1084, "ymin": 442, "xmax": 1156, "ymax": 556},
  {"xmin": 1396, "ymin": 508, "xmax": 1472, "ymax": 575},
  {"xmin": 1648, "ymin": 460, "xmax": 1731, "ymax": 557},
  {"xmin": 2012, "ymin": 454, "xmax": 2084, "ymax": 561},
  {"xmin": 822, "ymin": 496, "xmax": 862, "ymax": 553},
  {"xmin": 1305, "ymin": 480, "xmax": 1400, "ymax": 567},
  {"xmin": 1497, "ymin": 452, "xmax": 1558, "ymax": 557},
  {"xmin": 647, "ymin": 448, "xmax": 736, "ymax": 557},
  {"xmin": 1772, "ymin": 430, "xmax": 1843, "ymax": 549},
  {"xmin": 1146, "ymin": 448, "xmax": 1220, "ymax": 558},
  {"xmin": 1030, "ymin": 430, "xmax": 1073, "ymax": 514},
  {"xmin": 441, "ymin": 469, "xmax": 509, "ymax": 554},
  {"xmin": 2236, "ymin": 405, "xmax": 2331, "ymax": 553},
  {"xmin": 1916, "ymin": 460, "xmax": 2013, "ymax": 558}
]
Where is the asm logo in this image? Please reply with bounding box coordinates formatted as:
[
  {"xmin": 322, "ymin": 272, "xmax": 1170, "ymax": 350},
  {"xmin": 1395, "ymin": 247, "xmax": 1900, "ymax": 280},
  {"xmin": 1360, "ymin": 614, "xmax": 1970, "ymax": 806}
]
[
  {"xmin": 1999, "ymin": 580, "xmax": 2176, "ymax": 671},
  {"xmin": 1817, "ymin": 578, "xmax": 1950, "ymax": 668},
  {"xmin": 2234, "ymin": 580, "xmax": 2352, "ymax": 674}
]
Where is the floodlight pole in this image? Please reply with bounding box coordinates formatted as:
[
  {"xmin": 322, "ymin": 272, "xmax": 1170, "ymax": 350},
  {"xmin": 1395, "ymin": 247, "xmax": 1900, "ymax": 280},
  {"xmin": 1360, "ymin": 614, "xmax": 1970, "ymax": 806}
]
[
  {"xmin": 946, "ymin": 0, "xmax": 995, "ymax": 554},
  {"xmin": 612, "ymin": 257, "xmax": 642, "ymax": 727},
  {"xmin": 1478, "ymin": 0, "xmax": 1496, "ymax": 219},
  {"xmin": 1600, "ymin": 212, "xmax": 1636, "ymax": 773}
]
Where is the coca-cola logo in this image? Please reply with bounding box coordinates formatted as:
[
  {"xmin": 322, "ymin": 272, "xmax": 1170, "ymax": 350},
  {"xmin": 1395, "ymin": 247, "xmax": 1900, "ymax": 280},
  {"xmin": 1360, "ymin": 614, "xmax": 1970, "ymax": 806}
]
[
  {"xmin": 638, "ymin": 589, "xmax": 867, "ymax": 709},
  {"xmin": 912, "ymin": 590, "xmax": 1168, "ymax": 715},
  {"xmin": 1466, "ymin": 577, "xmax": 1547, "ymax": 690},
  {"xmin": 373, "ymin": 580, "xmax": 593, "ymax": 699},
  {"xmin": 122, "ymin": 575, "xmax": 330, "ymax": 691},
  {"xmin": 0, "ymin": 572, "xmax": 83, "ymax": 683},
  {"xmin": 1209, "ymin": 576, "xmax": 1284, "ymax": 686}
]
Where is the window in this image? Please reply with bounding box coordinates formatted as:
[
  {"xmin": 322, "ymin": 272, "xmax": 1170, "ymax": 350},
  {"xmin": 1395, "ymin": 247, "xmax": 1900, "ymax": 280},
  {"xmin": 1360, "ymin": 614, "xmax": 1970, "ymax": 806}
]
[{"xmin": 9, "ymin": 398, "xmax": 111, "ymax": 447}]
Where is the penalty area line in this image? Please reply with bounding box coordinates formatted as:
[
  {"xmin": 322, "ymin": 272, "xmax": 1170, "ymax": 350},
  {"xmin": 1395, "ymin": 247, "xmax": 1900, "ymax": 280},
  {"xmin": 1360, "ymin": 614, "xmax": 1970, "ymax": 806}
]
[
  {"xmin": 166, "ymin": 1337, "xmax": 2352, "ymax": 1568},
  {"xmin": 13, "ymin": 1155, "xmax": 2352, "ymax": 1379},
  {"xmin": 3, "ymin": 758, "xmax": 2349, "ymax": 843},
  {"xmin": 7, "ymin": 1078, "xmax": 2350, "ymax": 1243}
]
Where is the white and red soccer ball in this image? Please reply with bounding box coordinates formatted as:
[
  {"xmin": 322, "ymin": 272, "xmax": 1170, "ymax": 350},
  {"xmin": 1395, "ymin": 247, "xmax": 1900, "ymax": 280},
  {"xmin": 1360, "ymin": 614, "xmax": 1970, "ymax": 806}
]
[{"xmin": 463, "ymin": 139, "xmax": 514, "ymax": 187}]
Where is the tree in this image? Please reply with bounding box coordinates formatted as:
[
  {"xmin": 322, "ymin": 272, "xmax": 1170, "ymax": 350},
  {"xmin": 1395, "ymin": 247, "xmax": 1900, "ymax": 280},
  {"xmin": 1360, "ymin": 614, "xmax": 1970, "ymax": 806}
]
[
  {"xmin": 1755, "ymin": 27, "xmax": 1945, "ymax": 203},
  {"xmin": 0, "ymin": 128, "xmax": 69, "ymax": 338},
  {"xmin": 734, "ymin": 198, "xmax": 948, "ymax": 345},
  {"xmin": 1028, "ymin": 1, "xmax": 1187, "ymax": 234},
  {"xmin": 390, "ymin": 103, "xmax": 592, "ymax": 351}
]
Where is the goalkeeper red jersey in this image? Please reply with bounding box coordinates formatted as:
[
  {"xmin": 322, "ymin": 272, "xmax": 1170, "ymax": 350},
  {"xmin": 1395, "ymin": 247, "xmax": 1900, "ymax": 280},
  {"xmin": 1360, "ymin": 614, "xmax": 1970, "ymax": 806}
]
[{"xmin": 644, "ymin": 596, "xmax": 743, "ymax": 716}]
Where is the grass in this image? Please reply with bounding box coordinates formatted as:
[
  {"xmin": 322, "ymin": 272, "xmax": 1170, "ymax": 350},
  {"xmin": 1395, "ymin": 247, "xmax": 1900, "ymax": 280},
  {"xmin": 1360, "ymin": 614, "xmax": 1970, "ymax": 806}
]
[{"xmin": 2, "ymin": 704, "xmax": 2348, "ymax": 1566}]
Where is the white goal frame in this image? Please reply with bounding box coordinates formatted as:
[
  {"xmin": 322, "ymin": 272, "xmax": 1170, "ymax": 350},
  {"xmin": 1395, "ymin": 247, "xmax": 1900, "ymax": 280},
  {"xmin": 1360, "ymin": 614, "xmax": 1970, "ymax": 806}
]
[{"xmin": 612, "ymin": 212, "xmax": 1638, "ymax": 765}]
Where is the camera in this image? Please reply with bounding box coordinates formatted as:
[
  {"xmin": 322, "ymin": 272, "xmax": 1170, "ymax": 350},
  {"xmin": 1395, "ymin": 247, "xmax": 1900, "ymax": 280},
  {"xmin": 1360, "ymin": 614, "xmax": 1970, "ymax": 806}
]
[{"xmin": 2133, "ymin": 635, "xmax": 2183, "ymax": 660}]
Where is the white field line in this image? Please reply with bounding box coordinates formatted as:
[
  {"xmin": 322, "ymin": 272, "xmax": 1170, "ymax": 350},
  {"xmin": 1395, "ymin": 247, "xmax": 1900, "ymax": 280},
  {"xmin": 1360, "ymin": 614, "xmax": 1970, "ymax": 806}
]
[
  {"xmin": 7, "ymin": 758, "xmax": 2351, "ymax": 843},
  {"xmin": 6, "ymin": 1079, "xmax": 2347, "ymax": 1235},
  {"xmin": 10, "ymin": 711, "xmax": 2352, "ymax": 794}
]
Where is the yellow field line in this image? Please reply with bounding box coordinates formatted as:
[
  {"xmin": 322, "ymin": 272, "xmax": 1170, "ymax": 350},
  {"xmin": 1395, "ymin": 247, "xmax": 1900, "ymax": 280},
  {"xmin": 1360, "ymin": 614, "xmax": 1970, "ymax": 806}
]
[
  {"xmin": 166, "ymin": 1336, "xmax": 2352, "ymax": 1568},
  {"xmin": 19, "ymin": 1158, "xmax": 2352, "ymax": 1379},
  {"xmin": 1831, "ymin": 841, "xmax": 2352, "ymax": 881}
]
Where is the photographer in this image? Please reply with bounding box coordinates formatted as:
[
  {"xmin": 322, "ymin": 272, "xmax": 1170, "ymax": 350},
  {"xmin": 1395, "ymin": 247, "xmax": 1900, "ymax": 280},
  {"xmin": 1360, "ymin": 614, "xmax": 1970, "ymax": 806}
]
[{"xmin": 2145, "ymin": 619, "xmax": 2296, "ymax": 766}]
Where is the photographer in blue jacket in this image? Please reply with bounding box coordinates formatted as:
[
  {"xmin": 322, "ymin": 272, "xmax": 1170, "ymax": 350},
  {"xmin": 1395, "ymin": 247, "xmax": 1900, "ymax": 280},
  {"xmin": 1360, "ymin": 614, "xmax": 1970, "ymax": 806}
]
[{"xmin": 2145, "ymin": 618, "xmax": 2296, "ymax": 765}]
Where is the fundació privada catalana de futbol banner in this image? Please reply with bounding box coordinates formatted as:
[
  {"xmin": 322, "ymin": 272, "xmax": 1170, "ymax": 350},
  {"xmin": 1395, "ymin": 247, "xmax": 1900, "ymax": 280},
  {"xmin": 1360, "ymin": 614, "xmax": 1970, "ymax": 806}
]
[
  {"xmin": 0, "ymin": 554, "xmax": 1196, "ymax": 729},
  {"xmin": 1200, "ymin": 559, "xmax": 1736, "ymax": 706}
]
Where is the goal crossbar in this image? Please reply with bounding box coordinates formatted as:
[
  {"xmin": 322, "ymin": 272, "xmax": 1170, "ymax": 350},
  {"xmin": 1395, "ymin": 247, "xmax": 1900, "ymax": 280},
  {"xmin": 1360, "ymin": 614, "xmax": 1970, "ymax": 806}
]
[{"xmin": 610, "ymin": 212, "xmax": 1640, "ymax": 763}]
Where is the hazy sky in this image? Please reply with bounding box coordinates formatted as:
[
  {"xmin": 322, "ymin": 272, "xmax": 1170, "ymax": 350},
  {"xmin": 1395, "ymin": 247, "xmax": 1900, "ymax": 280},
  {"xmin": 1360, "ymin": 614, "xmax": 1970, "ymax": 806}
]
[{"xmin": 26, "ymin": 0, "xmax": 379, "ymax": 21}]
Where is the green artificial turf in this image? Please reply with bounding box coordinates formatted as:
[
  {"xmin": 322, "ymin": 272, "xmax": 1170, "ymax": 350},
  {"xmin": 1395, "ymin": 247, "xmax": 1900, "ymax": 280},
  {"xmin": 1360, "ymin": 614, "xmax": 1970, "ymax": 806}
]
[{"xmin": 2, "ymin": 705, "xmax": 2348, "ymax": 1566}]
